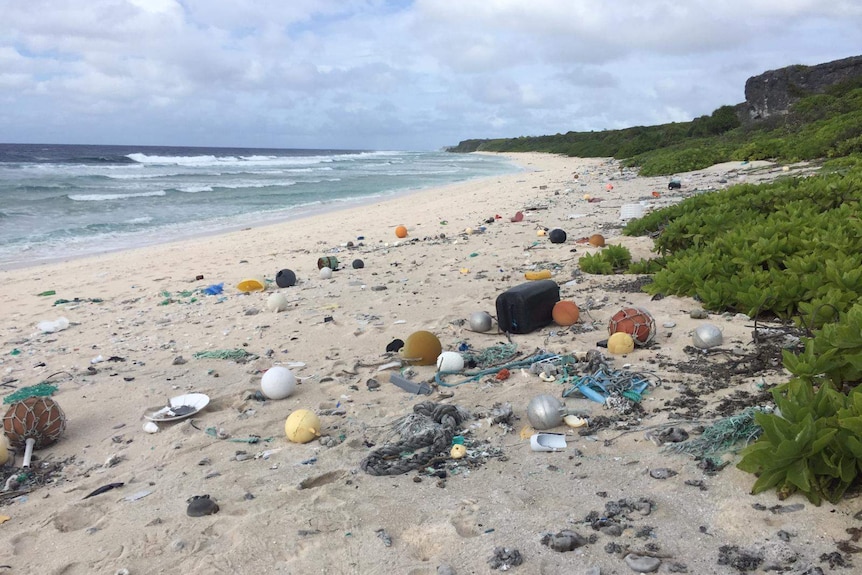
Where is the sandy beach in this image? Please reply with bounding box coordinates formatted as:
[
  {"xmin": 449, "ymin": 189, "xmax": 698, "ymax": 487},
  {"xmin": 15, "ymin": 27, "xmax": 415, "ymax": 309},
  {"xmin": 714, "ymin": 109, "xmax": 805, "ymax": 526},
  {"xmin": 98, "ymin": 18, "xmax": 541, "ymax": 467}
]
[{"xmin": 0, "ymin": 152, "xmax": 855, "ymax": 575}]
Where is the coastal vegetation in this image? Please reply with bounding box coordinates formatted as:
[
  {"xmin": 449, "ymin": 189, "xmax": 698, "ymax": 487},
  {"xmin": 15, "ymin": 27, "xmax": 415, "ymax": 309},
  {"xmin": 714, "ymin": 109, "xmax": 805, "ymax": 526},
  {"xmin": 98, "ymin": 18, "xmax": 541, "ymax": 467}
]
[
  {"xmin": 495, "ymin": 65, "xmax": 862, "ymax": 504},
  {"xmin": 449, "ymin": 76, "xmax": 862, "ymax": 176}
]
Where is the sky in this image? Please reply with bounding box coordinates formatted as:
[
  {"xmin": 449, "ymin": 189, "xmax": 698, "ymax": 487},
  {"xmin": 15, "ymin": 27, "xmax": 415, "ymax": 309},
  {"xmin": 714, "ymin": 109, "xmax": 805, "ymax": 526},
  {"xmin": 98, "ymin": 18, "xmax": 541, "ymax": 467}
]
[{"xmin": 1, "ymin": 1, "xmax": 860, "ymax": 151}]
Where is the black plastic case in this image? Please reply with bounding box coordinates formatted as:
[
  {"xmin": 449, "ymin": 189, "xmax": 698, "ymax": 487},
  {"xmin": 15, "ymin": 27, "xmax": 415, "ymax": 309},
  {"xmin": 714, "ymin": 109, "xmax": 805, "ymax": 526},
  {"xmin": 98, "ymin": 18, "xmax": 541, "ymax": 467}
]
[{"xmin": 495, "ymin": 280, "xmax": 560, "ymax": 334}]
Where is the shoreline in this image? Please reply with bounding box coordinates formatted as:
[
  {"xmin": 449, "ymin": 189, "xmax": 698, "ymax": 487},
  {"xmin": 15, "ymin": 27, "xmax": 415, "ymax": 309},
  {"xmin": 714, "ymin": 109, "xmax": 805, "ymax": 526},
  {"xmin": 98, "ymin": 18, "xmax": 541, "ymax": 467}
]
[
  {"xmin": 0, "ymin": 153, "xmax": 524, "ymax": 272},
  {"xmin": 1, "ymin": 152, "xmax": 849, "ymax": 575}
]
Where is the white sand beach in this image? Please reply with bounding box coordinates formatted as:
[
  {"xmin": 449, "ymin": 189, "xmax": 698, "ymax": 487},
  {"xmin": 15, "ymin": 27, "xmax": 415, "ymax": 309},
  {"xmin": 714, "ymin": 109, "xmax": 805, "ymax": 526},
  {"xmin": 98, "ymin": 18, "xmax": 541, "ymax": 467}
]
[{"xmin": 0, "ymin": 153, "xmax": 853, "ymax": 575}]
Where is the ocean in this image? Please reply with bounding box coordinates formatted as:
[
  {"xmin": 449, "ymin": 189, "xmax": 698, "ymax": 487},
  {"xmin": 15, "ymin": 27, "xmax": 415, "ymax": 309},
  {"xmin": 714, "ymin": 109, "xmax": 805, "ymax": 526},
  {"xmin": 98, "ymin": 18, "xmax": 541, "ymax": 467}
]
[{"xmin": 0, "ymin": 144, "xmax": 520, "ymax": 269}]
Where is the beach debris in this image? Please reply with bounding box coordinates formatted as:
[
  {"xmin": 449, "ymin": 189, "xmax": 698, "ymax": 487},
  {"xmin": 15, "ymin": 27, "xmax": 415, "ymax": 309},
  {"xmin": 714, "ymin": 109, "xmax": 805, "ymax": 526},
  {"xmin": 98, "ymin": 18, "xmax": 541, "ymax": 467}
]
[
  {"xmin": 589, "ymin": 234, "xmax": 606, "ymax": 247},
  {"xmin": 388, "ymin": 373, "xmax": 433, "ymax": 395},
  {"xmin": 260, "ymin": 366, "xmax": 297, "ymax": 400},
  {"xmin": 552, "ymin": 300, "xmax": 580, "ymax": 326},
  {"xmin": 665, "ymin": 407, "xmax": 764, "ymax": 465},
  {"xmin": 361, "ymin": 401, "xmax": 468, "ymax": 476},
  {"xmin": 607, "ymin": 332, "xmax": 635, "ymax": 355},
  {"xmin": 143, "ymin": 421, "xmax": 159, "ymax": 433},
  {"xmin": 186, "ymin": 494, "xmax": 219, "ymax": 517},
  {"xmin": 193, "ymin": 349, "xmax": 257, "ymax": 362},
  {"xmin": 496, "ymin": 280, "xmax": 560, "ymax": 334},
  {"xmin": 692, "ymin": 324, "xmax": 723, "ymax": 349},
  {"xmin": 401, "ymin": 330, "xmax": 442, "ymax": 366},
  {"xmin": 526, "ymin": 394, "xmax": 565, "ymax": 430},
  {"xmin": 352, "ymin": 259, "xmax": 364, "ymax": 269},
  {"xmin": 37, "ymin": 317, "xmax": 70, "ymax": 333},
  {"xmin": 275, "ymin": 268, "xmax": 297, "ymax": 288},
  {"xmin": 488, "ymin": 547, "xmax": 523, "ymax": 570},
  {"xmin": 284, "ymin": 409, "xmax": 321, "ymax": 444},
  {"xmin": 530, "ymin": 432, "xmax": 566, "ymax": 452},
  {"xmin": 317, "ymin": 256, "xmax": 339, "ymax": 270},
  {"xmin": 83, "ymin": 482, "xmax": 124, "ymax": 499},
  {"xmin": 266, "ymin": 293, "xmax": 289, "ymax": 312},
  {"xmin": 319, "ymin": 267, "xmax": 333, "ymax": 279},
  {"xmin": 608, "ymin": 307, "xmax": 656, "ymax": 346},
  {"xmin": 510, "ymin": 211, "xmax": 524, "ymax": 222},
  {"xmin": 2, "ymin": 397, "xmax": 66, "ymax": 468},
  {"xmin": 385, "ymin": 339, "xmax": 404, "ymax": 353},
  {"xmin": 468, "ymin": 311, "xmax": 493, "ymax": 332},
  {"xmin": 450, "ymin": 444, "xmax": 467, "ymax": 459},
  {"xmin": 541, "ymin": 529, "xmax": 587, "ymax": 552},
  {"xmin": 548, "ymin": 228, "xmax": 567, "ymax": 243},
  {"xmin": 201, "ymin": 283, "xmax": 223, "ymax": 295},
  {"xmin": 394, "ymin": 225, "xmax": 408, "ymax": 238},
  {"xmin": 524, "ymin": 269, "xmax": 551, "ymax": 280},
  {"xmin": 2, "ymin": 383, "xmax": 58, "ymax": 404},
  {"xmin": 625, "ymin": 553, "xmax": 661, "ymax": 572},
  {"xmin": 236, "ymin": 277, "xmax": 266, "ymax": 292},
  {"xmin": 436, "ymin": 351, "xmax": 465, "ymax": 373}
]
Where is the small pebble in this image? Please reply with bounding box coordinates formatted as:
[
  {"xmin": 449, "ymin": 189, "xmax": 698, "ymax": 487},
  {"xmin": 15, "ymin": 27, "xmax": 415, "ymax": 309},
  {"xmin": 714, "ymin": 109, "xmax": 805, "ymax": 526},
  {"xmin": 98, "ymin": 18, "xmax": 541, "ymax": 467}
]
[
  {"xmin": 649, "ymin": 467, "xmax": 678, "ymax": 479},
  {"xmin": 186, "ymin": 495, "xmax": 219, "ymax": 517},
  {"xmin": 625, "ymin": 553, "xmax": 661, "ymax": 573},
  {"xmin": 690, "ymin": 309, "xmax": 709, "ymax": 319}
]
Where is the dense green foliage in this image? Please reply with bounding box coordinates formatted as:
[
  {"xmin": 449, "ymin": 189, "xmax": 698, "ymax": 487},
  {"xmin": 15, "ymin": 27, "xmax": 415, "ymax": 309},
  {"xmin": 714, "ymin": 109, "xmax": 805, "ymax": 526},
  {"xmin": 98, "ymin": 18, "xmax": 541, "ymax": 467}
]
[
  {"xmin": 578, "ymin": 244, "xmax": 632, "ymax": 274},
  {"xmin": 622, "ymin": 168, "xmax": 862, "ymax": 325},
  {"xmin": 737, "ymin": 304, "xmax": 862, "ymax": 504},
  {"xmin": 450, "ymin": 79, "xmax": 862, "ymax": 176}
]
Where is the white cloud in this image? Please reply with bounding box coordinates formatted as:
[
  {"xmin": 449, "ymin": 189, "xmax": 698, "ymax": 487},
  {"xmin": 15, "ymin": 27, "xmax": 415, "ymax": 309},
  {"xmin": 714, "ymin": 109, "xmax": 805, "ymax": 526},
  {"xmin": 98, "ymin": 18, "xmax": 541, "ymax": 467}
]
[{"xmin": 0, "ymin": 0, "xmax": 859, "ymax": 149}]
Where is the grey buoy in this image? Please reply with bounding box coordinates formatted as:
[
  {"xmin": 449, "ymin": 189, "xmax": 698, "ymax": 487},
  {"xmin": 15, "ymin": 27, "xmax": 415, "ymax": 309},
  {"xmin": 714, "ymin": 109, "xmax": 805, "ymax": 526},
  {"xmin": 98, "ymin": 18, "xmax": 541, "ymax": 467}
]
[
  {"xmin": 352, "ymin": 259, "xmax": 365, "ymax": 269},
  {"xmin": 275, "ymin": 269, "xmax": 296, "ymax": 288},
  {"xmin": 469, "ymin": 311, "xmax": 493, "ymax": 333}
]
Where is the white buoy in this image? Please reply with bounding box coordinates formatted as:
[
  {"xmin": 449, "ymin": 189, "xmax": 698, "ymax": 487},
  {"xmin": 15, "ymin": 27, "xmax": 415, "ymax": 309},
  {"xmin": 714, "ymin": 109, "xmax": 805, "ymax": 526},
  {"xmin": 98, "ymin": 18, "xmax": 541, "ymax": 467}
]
[
  {"xmin": 266, "ymin": 293, "xmax": 289, "ymax": 312},
  {"xmin": 436, "ymin": 351, "xmax": 465, "ymax": 372},
  {"xmin": 319, "ymin": 267, "xmax": 333, "ymax": 279},
  {"xmin": 261, "ymin": 366, "xmax": 297, "ymax": 400}
]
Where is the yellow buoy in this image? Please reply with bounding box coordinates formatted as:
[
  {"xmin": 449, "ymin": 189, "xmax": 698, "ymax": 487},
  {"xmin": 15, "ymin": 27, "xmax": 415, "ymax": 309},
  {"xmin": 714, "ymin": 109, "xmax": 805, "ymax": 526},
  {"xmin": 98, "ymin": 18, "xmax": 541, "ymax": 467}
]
[
  {"xmin": 608, "ymin": 332, "xmax": 635, "ymax": 355},
  {"xmin": 401, "ymin": 330, "xmax": 442, "ymax": 366},
  {"xmin": 525, "ymin": 270, "xmax": 552, "ymax": 280},
  {"xmin": 285, "ymin": 409, "xmax": 321, "ymax": 444},
  {"xmin": 237, "ymin": 277, "xmax": 266, "ymax": 292},
  {"xmin": 450, "ymin": 444, "xmax": 467, "ymax": 459}
]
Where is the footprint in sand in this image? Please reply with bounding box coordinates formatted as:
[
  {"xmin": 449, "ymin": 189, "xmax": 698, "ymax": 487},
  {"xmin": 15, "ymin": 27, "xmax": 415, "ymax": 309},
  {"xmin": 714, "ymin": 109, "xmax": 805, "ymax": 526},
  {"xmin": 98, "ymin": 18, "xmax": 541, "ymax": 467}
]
[{"xmin": 450, "ymin": 501, "xmax": 482, "ymax": 538}]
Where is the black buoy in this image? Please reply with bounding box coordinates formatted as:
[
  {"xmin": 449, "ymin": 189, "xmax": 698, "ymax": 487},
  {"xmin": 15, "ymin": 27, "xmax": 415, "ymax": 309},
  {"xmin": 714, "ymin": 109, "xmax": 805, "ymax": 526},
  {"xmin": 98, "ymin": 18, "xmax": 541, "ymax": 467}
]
[
  {"xmin": 352, "ymin": 259, "xmax": 365, "ymax": 269},
  {"xmin": 275, "ymin": 269, "xmax": 297, "ymax": 288},
  {"xmin": 549, "ymin": 228, "xmax": 567, "ymax": 244}
]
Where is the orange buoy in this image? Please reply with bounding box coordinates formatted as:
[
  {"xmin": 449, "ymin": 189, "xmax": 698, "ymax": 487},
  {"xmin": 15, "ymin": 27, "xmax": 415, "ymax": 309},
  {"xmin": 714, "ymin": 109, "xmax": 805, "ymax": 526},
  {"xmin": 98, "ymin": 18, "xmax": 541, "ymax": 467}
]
[
  {"xmin": 588, "ymin": 234, "xmax": 606, "ymax": 247},
  {"xmin": 552, "ymin": 301, "xmax": 580, "ymax": 326},
  {"xmin": 395, "ymin": 225, "xmax": 408, "ymax": 238},
  {"xmin": 608, "ymin": 307, "xmax": 656, "ymax": 346}
]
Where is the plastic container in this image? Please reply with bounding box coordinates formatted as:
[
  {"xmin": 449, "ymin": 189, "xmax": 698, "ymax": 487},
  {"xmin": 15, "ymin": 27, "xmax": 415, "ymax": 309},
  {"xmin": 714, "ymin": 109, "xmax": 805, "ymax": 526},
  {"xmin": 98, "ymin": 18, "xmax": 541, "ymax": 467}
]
[
  {"xmin": 620, "ymin": 203, "xmax": 645, "ymax": 220},
  {"xmin": 37, "ymin": 317, "xmax": 70, "ymax": 333},
  {"xmin": 317, "ymin": 256, "xmax": 339, "ymax": 270}
]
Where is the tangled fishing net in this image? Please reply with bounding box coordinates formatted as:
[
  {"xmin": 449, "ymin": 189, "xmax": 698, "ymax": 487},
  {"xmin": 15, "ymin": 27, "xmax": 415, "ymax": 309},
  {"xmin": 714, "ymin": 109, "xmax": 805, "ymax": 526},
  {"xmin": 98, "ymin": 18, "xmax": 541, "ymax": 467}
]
[{"xmin": 664, "ymin": 407, "xmax": 765, "ymax": 465}]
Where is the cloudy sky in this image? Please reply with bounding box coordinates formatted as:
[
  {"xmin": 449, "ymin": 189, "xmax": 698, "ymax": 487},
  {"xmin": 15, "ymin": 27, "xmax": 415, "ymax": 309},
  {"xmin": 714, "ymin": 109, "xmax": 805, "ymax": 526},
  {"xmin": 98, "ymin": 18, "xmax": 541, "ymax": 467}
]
[{"xmin": 1, "ymin": 1, "xmax": 860, "ymax": 151}]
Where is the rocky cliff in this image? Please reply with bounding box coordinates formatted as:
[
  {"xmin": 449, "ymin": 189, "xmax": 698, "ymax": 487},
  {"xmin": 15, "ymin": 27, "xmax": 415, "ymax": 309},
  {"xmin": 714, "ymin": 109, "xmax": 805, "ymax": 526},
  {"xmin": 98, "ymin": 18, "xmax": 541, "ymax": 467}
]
[{"xmin": 744, "ymin": 55, "xmax": 862, "ymax": 121}]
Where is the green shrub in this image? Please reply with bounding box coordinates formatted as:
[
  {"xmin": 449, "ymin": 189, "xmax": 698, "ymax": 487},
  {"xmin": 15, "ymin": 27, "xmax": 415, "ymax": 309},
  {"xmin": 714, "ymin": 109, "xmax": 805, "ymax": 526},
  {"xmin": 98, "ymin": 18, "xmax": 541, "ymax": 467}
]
[{"xmin": 578, "ymin": 244, "xmax": 632, "ymax": 274}]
